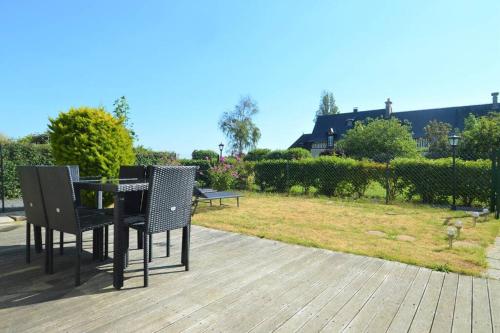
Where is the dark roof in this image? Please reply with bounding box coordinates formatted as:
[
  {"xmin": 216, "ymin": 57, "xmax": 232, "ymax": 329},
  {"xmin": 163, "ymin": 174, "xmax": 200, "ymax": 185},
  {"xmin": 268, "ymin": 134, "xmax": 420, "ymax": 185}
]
[
  {"xmin": 289, "ymin": 133, "xmax": 313, "ymax": 149},
  {"xmin": 290, "ymin": 103, "xmax": 496, "ymax": 148}
]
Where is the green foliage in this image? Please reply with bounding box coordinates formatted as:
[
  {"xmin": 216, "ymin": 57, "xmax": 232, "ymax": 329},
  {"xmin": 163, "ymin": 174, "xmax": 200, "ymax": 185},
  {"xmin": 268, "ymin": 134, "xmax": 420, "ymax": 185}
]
[
  {"xmin": 459, "ymin": 112, "xmax": 500, "ymax": 160},
  {"xmin": 264, "ymin": 148, "xmax": 312, "ymax": 160},
  {"xmin": 1, "ymin": 142, "xmax": 53, "ymax": 198},
  {"xmin": 207, "ymin": 161, "xmax": 237, "ymax": 191},
  {"xmin": 113, "ymin": 96, "xmax": 137, "ymax": 140},
  {"xmin": 219, "ymin": 96, "xmax": 261, "ymax": 155},
  {"xmin": 178, "ymin": 159, "xmax": 211, "ymax": 187},
  {"xmin": 424, "ymin": 120, "xmax": 452, "ymax": 159},
  {"xmin": 338, "ymin": 117, "xmax": 418, "ymax": 162},
  {"xmin": 49, "ymin": 106, "xmax": 135, "ymax": 180},
  {"xmin": 134, "ymin": 146, "xmax": 177, "ymax": 165},
  {"xmin": 244, "ymin": 148, "xmax": 271, "ymax": 161},
  {"xmin": 17, "ymin": 132, "xmax": 50, "ymax": 145},
  {"xmin": 392, "ymin": 158, "xmax": 491, "ymax": 205},
  {"xmin": 0, "ymin": 133, "xmax": 11, "ymax": 144},
  {"xmin": 315, "ymin": 90, "xmax": 339, "ymax": 121},
  {"xmin": 254, "ymin": 157, "xmax": 384, "ymax": 197},
  {"xmin": 192, "ymin": 149, "xmax": 219, "ymax": 161}
]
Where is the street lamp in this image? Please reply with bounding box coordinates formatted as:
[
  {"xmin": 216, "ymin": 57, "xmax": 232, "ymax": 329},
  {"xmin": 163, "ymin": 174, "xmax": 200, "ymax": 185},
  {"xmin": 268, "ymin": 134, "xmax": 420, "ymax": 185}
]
[
  {"xmin": 448, "ymin": 134, "xmax": 460, "ymax": 210},
  {"xmin": 218, "ymin": 142, "xmax": 224, "ymax": 162}
]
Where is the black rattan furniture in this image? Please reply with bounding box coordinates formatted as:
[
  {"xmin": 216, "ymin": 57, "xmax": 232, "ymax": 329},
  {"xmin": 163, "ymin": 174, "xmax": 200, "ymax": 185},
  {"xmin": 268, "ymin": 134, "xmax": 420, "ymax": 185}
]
[
  {"xmin": 127, "ymin": 166, "xmax": 197, "ymax": 287},
  {"xmin": 38, "ymin": 166, "xmax": 113, "ymax": 286},
  {"xmin": 73, "ymin": 177, "xmax": 149, "ymax": 289},
  {"xmin": 18, "ymin": 166, "xmax": 50, "ymax": 271}
]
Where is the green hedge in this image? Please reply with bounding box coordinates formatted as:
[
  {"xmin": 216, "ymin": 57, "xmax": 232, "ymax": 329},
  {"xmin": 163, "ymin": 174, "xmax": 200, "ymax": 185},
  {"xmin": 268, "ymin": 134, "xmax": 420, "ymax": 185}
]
[
  {"xmin": 1, "ymin": 143, "xmax": 53, "ymax": 198},
  {"xmin": 253, "ymin": 157, "xmax": 492, "ymax": 206},
  {"xmin": 178, "ymin": 159, "xmax": 211, "ymax": 187},
  {"xmin": 135, "ymin": 147, "xmax": 176, "ymax": 165}
]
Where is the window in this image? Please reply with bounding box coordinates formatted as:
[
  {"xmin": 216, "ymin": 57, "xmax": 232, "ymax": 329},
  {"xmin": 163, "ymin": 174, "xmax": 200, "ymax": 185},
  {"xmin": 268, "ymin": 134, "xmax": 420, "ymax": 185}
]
[{"xmin": 327, "ymin": 135, "xmax": 334, "ymax": 148}]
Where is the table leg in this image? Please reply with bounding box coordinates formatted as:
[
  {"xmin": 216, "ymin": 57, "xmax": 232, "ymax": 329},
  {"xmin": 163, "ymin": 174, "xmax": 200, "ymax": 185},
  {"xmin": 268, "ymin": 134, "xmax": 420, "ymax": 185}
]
[{"xmin": 113, "ymin": 192, "xmax": 125, "ymax": 289}]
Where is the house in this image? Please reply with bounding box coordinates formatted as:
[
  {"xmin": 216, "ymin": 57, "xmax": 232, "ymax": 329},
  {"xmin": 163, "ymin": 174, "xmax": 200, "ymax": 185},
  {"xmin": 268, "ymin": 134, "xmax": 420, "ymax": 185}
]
[{"xmin": 290, "ymin": 92, "xmax": 499, "ymax": 157}]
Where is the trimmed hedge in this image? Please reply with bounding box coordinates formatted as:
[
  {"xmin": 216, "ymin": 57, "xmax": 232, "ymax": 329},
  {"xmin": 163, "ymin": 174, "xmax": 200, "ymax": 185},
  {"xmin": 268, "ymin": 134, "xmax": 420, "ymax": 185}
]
[
  {"xmin": 135, "ymin": 147, "xmax": 176, "ymax": 165},
  {"xmin": 1, "ymin": 143, "xmax": 53, "ymax": 198},
  {"xmin": 253, "ymin": 157, "xmax": 492, "ymax": 206},
  {"xmin": 178, "ymin": 159, "xmax": 211, "ymax": 187},
  {"xmin": 192, "ymin": 149, "xmax": 219, "ymax": 161}
]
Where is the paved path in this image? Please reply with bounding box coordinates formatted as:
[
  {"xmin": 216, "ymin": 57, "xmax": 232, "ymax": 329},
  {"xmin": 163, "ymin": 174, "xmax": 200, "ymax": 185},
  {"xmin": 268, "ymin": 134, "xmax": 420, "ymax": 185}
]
[
  {"xmin": 1, "ymin": 222, "xmax": 500, "ymax": 332},
  {"xmin": 487, "ymin": 237, "xmax": 500, "ymax": 280}
]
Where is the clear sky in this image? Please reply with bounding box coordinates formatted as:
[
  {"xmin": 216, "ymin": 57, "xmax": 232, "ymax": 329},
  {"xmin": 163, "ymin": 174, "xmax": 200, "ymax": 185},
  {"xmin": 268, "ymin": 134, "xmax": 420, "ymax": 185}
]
[{"xmin": 1, "ymin": 0, "xmax": 499, "ymax": 157}]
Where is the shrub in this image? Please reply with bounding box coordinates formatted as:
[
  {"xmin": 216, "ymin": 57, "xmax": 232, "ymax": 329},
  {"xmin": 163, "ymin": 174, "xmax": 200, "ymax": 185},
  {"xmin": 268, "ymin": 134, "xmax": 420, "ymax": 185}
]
[
  {"xmin": 264, "ymin": 148, "xmax": 312, "ymax": 161},
  {"xmin": 178, "ymin": 159, "xmax": 211, "ymax": 187},
  {"xmin": 1, "ymin": 142, "xmax": 53, "ymax": 198},
  {"xmin": 244, "ymin": 148, "xmax": 271, "ymax": 161},
  {"xmin": 192, "ymin": 149, "xmax": 219, "ymax": 161},
  {"xmin": 135, "ymin": 146, "xmax": 176, "ymax": 165},
  {"xmin": 207, "ymin": 160, "xmax": 237, "ymax": 191},
  {"xmin": 49, "ymin": 107, "xmax": 135, "ymax": 205},
  {"xmin": 286, "ymin": 148, "xmax": 312, "ymax": 160}
]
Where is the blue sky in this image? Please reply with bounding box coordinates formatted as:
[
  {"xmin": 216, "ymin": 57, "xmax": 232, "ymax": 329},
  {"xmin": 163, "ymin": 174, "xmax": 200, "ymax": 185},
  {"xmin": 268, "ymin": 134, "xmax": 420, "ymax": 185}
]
[{"xmin": 1, "ymin": 1, "xmax": 499, "ymax": 157}]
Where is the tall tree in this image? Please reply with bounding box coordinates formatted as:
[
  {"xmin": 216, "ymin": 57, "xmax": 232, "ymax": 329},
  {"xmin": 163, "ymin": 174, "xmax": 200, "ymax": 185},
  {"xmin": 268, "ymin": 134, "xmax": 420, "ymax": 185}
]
[
  {"xmin": 315, "ymin": 90, "xmax": 339, "ymax": 121},
  {"xmin": 424, "ymin": 120, "xmax": 452, "ymax": 158},
  {"xmin": 113, "ymin": 96, "xmax": 137, "ymax": 140},
  {"xmin": 459, "ymin": 112, "xmax": 500, "ymax": 160},
  {"xmin": 219, "ymin": 96, "xmax": 261, "ymax": 155}
]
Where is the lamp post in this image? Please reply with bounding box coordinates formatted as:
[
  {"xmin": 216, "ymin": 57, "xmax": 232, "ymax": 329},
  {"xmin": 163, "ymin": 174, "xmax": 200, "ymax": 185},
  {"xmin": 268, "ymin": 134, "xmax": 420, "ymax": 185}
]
[
  {"xmin": 449, "ymin": 134, "xmax": 460, "ymax": 210},
  {"xmin": 218, "ymin": 143, "xmax": 224, "ymax": 162}
]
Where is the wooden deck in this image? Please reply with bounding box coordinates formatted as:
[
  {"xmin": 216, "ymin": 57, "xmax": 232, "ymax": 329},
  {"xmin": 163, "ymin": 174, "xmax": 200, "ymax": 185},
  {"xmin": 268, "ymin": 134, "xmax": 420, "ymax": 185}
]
[{"xmin": 1, "ymin": 221, "xmax": 500, "ymax": 332}]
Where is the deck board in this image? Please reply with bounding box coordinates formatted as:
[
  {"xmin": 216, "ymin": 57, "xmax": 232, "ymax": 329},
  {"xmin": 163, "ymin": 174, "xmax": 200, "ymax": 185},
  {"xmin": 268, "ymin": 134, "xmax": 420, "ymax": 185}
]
[{"xmin": 0, "ymin": 222, "xmax": 497, "ymax": 333}]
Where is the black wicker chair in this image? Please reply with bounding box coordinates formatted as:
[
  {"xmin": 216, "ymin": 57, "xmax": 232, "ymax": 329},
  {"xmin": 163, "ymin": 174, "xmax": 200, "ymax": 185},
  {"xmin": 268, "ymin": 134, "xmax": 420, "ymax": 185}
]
[
  {"xmin": 18, "ymin": 166, "xmax": 50, "ymax": 272},
  {"xmin": 38, "ymin": 166, "xmax": 113, "ymax": 286},
  {"xmin": 127, "ymin": 166, "xmax": 197, "ymax": 287}
]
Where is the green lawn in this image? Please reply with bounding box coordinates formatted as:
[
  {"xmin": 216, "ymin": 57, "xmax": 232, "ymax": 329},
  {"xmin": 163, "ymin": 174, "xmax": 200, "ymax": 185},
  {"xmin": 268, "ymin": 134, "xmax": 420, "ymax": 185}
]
[{"xmin": 192, "ymin": 192, "xmax": 500, "ymax": 276}]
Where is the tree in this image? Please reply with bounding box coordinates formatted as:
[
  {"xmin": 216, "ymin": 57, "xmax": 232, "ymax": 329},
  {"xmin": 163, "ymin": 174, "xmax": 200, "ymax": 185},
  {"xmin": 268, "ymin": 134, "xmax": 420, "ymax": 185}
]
[
  {"xmin": 424, "ymin": 120, "xmax": 452, "ymax": 159},
  {"xmin": 459, "ymin": 112, "xmax": 500, "ymax": 160},
  {"xmin": 219, "ymin": 96, "xmax": 261, "ymax": 155},
  {"xmin": 0, "ymin": 133, "xmax": 10, "ymax": 144},
  {"xmin": 113, "ymin": 96, "xmax": 137, "ymax": 140},
  {"xmin": 315, "ymin": 90, "xmax": 339, "ymax": 121},
  {"xmin": 338, "ymin": 117, "xmax": 418, "ymax": 162}
]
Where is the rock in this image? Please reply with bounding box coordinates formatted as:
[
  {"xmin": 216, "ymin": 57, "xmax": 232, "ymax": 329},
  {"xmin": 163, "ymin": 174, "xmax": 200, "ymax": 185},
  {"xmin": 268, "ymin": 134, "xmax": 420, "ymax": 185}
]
[
  {"xmin": 396, "ymin": 235, "xmax": 416, "ymax": 242},
  {"xmin": 367, "ymin": 230, "xmax": 386, "ymax": 237}
]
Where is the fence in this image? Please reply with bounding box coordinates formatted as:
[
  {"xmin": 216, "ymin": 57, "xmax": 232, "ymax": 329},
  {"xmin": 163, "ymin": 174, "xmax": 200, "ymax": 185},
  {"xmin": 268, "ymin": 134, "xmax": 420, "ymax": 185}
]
[{"xmin": 1, "ymin": 143, "xmax": 499, "ymax": 216}]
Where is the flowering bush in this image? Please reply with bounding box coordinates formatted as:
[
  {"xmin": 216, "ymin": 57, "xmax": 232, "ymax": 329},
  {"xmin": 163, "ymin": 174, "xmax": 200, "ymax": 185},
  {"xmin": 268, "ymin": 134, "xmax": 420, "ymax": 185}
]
[{"xmin": 208, "ymin": 157, "xmax": 238, "ymax": 190}]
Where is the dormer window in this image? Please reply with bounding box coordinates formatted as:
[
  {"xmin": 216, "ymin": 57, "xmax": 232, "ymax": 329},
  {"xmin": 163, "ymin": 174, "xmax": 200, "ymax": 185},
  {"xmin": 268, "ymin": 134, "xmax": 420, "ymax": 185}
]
[{"xmin": 327, "ymin": 128, "xmax": 335, "ymax": 148}]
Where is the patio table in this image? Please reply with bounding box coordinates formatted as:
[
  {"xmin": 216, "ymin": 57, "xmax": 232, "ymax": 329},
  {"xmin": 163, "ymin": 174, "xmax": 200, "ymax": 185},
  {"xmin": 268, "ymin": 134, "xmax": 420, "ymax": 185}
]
[{"xmin": 73, "ymin": 178, "xmax": 148, "ymax": 289}]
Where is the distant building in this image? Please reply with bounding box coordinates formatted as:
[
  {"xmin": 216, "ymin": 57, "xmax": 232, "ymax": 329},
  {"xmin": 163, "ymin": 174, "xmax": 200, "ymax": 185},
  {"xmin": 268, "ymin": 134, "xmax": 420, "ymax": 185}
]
[{"xmin": 290, "ymin": 92, "xmax": 499, "ymax": 157}]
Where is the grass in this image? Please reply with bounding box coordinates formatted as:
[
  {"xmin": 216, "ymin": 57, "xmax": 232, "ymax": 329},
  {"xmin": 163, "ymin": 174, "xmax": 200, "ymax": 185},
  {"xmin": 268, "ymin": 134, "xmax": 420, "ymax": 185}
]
[{"xmin": 192, "ymin": 192, "xmax": 500, "ymax": 276}]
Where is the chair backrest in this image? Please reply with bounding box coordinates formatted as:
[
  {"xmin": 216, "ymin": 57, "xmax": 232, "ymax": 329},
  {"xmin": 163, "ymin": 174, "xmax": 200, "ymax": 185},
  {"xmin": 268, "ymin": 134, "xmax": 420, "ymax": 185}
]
[
  {"xmin": 119, "ymin": 165, "xmax": 146, "ymax": 215},
  {"xmin": 17, "ymin": 166, "xmax": 48, "ymax": 228},
  {"xmin": 145, "ymin": 166, "xmax": 197, "ymax": 233},
  {"xmin": 38, "ymin": 166, "xmax": 79, "ymax": 234},
  {"xmin": 68, "ymin": 165, "xmax": 79, "ymax": 200}
]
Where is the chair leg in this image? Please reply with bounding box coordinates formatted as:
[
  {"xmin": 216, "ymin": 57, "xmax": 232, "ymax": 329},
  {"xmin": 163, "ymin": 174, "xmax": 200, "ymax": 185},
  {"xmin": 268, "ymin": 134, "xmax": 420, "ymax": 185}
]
[
  {"xmin": 26, "ymin": 223, "xmax": 31, "ymax": 264},
  {"xmin": 34, "ymin": 226, "xmax": 43, "ymax": 253},
  {"xmin": 104, "ymin": 226, "xmax": 109, "ymax": 259},
  {"xmin": 99, "ymin": 228, "xmax": 105, "ymax": 262},
  {"xmin": 92, "ymin": 229, "xmax": 98, "ymax": 260},
  {"xmin": 149, "ymin": 234, "xmax": 153, "ymax": 263},
  {"xmin": 48, "ymin": 229, "xmax": 54, "ymax": 274},
  {"xmin": 166, "ymin": 230, "xmax": 170, "ymax": 257},
  {"xmin": 75, "ymin": 232, "xmax": 82, "ymax": 286},
  {"xmin": 59, "ymin": 231, "xmax": 64, "ymax": 255},
  {"xmin": 45, "ymin": 228, "xmax": 50, "ymax": 273},
  {"xmin": 182, "ymin": 225, "xmax": 190, "ymax": 271},
  {"xmin": 125, "ymin": 227, "xmax": 130, "ymax": 267},
  {"xmin": 143, "ymin": 231, "xmax": 149, "ymax": 287},
  {"xmin": 137, "ymin": 230, "xmax": 143, "ymax": 249}
]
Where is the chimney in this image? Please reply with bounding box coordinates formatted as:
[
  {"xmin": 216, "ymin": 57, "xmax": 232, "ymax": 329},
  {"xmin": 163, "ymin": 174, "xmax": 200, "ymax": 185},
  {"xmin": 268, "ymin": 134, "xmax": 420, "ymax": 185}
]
[
  {"xmin": 492, "ymin": 92, "xmax": 499, "ymax": 109},
  {"xmin": 385, "ymin": 98, "xmax": 392, "ymax": 118},
  {"xmin": 353, "ymin": 107, "xmax": 358, "ymax": 113}
]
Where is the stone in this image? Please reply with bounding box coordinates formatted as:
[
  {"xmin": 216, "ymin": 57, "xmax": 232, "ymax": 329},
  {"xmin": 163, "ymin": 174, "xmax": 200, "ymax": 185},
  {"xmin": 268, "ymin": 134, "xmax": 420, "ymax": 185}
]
[
  {"xmin": 367, "ymin": 230, "xmax": 386, "ymax": 237},
  {"xmin": 396, "ymin": 235, "xmax": 416, "ymax": 242}
]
